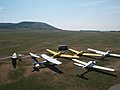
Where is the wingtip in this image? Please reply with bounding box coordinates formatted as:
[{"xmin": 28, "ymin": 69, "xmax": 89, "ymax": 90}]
[
  {"xmin": 72, "ymin": 59, "xmax": 78, "ymax": 61},
  {"xmin": 112, "ymin": 69, "xmax": 115, "ymax": 72},
  {"xmin": 46, "ymin": 49, "xmax": 50, "ymax": 51},
  {"xmin": 87, "ymin": 48, "xmax": 91, "ymax": 50},
  {"xmin": 58, "ymin": 62, "xmax": 62, "ymax": 65},
  {"xmin": 29, "ymin": 52, "xmax": 40, "ymax": 58},
  {"xmin": 74, "ymin": 62, "xmax": 79, "ymax": 65}
]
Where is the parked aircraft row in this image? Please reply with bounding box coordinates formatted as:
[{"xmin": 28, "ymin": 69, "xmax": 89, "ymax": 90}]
[{"xmin": 8, "ymin": 47, "xmax": 120, "ymax": 73}]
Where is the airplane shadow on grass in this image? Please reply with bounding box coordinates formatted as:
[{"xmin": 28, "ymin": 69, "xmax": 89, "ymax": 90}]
[
  {"xmin": 32, "ymin": 63, "xmax": 63, "ymax": 74},
  {"xmin": 83, "ymin": 56, "xmax": 109, "ymax": 61},
  {"xmin": 77, "ymin": 68, "xmax": 117, "ymax": 80}
]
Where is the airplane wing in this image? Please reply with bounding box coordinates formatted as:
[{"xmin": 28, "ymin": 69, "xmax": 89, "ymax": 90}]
[
  {"xmin": 41, "ymin": 54, "xmax": 62, "ymax": 65},
  {"xmin": 29, "ymin": 52, "xmax": 40, "ymax": 64},
  {"xmin": 87, "ymin": 48, "xmax": 105, "ymax": 55},
  {"xmin": 72, "ymin": 59, "xmax": 87, "ymax": 66},
  {"xmin": 0, "ymin": 56, "xmax": 12, "ymax": 61},
  {"xmin": 109, "ymin": 53, "xmax": 120, "ymax": 58},
  {"xmin": 29, "ymin": 52, "xmax": 40, "ymax": 58},
  {"xmin": 69, "ymin": 48, "xmax": 102, "ymax": 57},
  {"xmin": 46, "ymin": 48, "xmax": 79, "ymax": 58},
  {"xmin": 69, "ymin": 48, "xmax": 83, "ymax": 54},
  {"xmin": 46, "ymin": 49, "xmax": 58, "ymax": 55},
  {"xmin": 82, "ymin": 53, "xmax": 102, "ymax": 57},
  {"xmin": 74, "ymin": 63, "xmax": 85, "ymax": 67},
  {"xmin": 92, "ymin": 65, "xmax": 115, "ymax": 71},
  {"xmin": 69, "ymin": 48, "xmax": 81, "ymax": 55},
  {"xmin": 60, "ymin": 54, "xmax": 79, "ymax": 59}
]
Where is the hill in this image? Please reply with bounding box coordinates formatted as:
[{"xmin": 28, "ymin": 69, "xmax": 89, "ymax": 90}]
[{"xmin": 0, "ymin": 21, "xmax": 60, "ymax": 30}]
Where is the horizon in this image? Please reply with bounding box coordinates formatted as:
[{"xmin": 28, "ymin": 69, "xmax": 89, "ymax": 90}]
[
  {"xmin": 0, "ymin": 0, "xmax": 120, "ymax": 31},
  {"xmin": 0, "ymin": 21, "xmax": 119, "ymax": 31}
]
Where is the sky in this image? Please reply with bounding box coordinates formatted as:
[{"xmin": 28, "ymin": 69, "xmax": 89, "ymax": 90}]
[{"xmin": 0, "ymin": 0, "xmax": 120, "ymax": 31}]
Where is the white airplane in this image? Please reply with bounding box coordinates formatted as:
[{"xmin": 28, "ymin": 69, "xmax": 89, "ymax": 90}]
[
  {"xmin": 87, "ymin": 48, "xmax": 120, "ymax": 58},
  {"xmin": 0, "ymin": 53, "xmax": 28, "ymax": 69},
  {"xmin": 0, "ymin": 53, "xmax": 25, "ymax": 61},
  {"xmin": 29, "ymin": 52, "xmax": 62, "ymax": 71},
  {"xmin": 72, "ymin": 59, "xmax": 115, "ymax": 72},
  {"xmin": 11, "ymin": 53, "xmax": 18, "ymax": 69},
  {"xmin": 11, "ymin": 53, "xmax": 25, "ymax": 68}
]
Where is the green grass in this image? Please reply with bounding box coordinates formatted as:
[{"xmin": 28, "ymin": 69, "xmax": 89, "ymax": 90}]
[{"xmin": 0, "ymin": 29, "xmax": 120, "ymax": 90}]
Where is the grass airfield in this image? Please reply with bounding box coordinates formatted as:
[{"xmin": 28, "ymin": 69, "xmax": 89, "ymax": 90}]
[{"xmin": 0, "ymin": 29, "xmax": 120, "ymax": 90}]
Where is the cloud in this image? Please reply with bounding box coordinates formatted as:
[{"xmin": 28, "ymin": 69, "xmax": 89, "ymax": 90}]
[{"xmin": 81, "ymin": 0, "xmax": 109, "ymax": 7}]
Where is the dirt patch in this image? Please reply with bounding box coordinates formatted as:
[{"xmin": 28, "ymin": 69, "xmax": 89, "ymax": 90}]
[
  {"xmin": 0, "ymin": 64, "xmax": 14, "ymax": 84},
  {"xmin": 23, "ymin": 66, "xmax": 34, "ymax": 77},
  {"xmin": 106, "ymin": 60, "xmax": 120, "ymax": 71},
  {"xmin": 109, "ymin": 84, "xmax": 120, "ymax": 90}
]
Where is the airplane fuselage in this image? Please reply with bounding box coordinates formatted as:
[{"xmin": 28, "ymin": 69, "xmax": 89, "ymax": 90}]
[{"xmin": 86, "ymin": 61, "xmax": 96, "ymax": 68}]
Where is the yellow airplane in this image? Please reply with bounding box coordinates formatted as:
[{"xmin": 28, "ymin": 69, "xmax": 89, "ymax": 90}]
[
  {"xmin": 46, "ymin": 49, "xmax": 79, "ymax": 59},
  {"xmin": 69, "ymin": 48, "xmax": 102, "ymax": 57}
]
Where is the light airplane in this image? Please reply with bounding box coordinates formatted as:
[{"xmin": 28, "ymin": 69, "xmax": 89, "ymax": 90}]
[
  {"xmin": 46, "ymin": 49, "xmax": 79, "ymax": 59},
  {"xmin": 11, "ymin": 53, "xmax": 25, "ymax": 68},
  {"xmin": 72, "ymin": 59, "xmax": 115, "ymax": 72},
  {"xmin": 11, "ymin": 53, "xmax": 18, "ymax": 68},
  {"xmin": 0, "ymin": 53, "xmax": 25, "ymax": 61},
  {"xmin": 69, "ymin": 48, "xmax": 102, "ymax": 57},
  {"xmin": 87, "ymin": 48, "xmax": 120, "ymax": 58},
  {"xmin": 0, "ymin": 53, "xmax": 28, "ymax": 68},
  {"xmin": 29, "ymin": 52, "xmax": 62, "ymax": 71}
]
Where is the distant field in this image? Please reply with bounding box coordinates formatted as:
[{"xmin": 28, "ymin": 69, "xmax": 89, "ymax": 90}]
[{"xmin": 0, "ymin": 29, "xmax": 120, "ymax": 90}]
